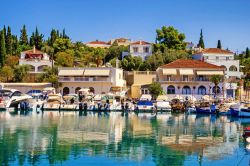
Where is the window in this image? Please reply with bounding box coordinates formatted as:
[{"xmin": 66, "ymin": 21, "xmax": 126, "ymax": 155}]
[
  {"xmin": 229, "ymin": 65, "xmax": 237, "ymax": 71},
  {"xmin": 183, "ymin": 75, "xmax": 189, "ymax": 81},
  {"xmin": 12, "ymin": 91, "xmax": 22, "ymax": 97},
  {"xmin": 167, "ymin": 85, "xmax": 175, "ymax": 94},
  {"xmin": 198, "ymin": 86, "xmax": 206, "ymax": 95},
  {"xmin": 143, "ymin": 47, "xmax": 149, "ymax": 53},
  {"xmin": 133, "ymin": 47, "xmax": 138, "ymax": 53},
  {"xmin": 166, "ymin": 75, "xmax": 172, "ymax": 81},
  {"xmin": 212, "ymin": 86, "xmax": 221, "ymax": 94},
  {"xmin": 182, "ymin": 86, "xmax": 191, "ymax": 94},
  {"xmin": 63, "ymin": 87, "xmax": 70, "ymax": 96},
  {"xmin": 226, "ymin": 57, "xmax": 229, "ymax": 60},
  {"xmin": 216, "ymin": 56, "xmax": 219, "ymax": 60},
  {"xmin": 221, "ymin": 65, "xmax": 227, "ymax": 71}
]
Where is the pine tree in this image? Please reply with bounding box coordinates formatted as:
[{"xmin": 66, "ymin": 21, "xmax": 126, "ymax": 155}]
[
  {"xmin": 0, "ymin": 30, "xmax": 6, "ymax": 67},
  {"xmin": 246, "ymin": 47, "xmax": 250, "ymax": 58},
  {"xmin": 19, "ymin": 25, "xmax": 28, "ymax": 45},
  {"xmin": 6, "ymin": 26, "xmax": 12, "ymax": 55},
  {"xmin": 62, "ymin": 28, "xmax": 69, "ymax": 39},
  {"xmin": 217, "ymin": 40, "xmax": 222, "ymax": 49},
  {"xmin": 198, "ymin": 29, "xmax": 205, "ymax": 49}
]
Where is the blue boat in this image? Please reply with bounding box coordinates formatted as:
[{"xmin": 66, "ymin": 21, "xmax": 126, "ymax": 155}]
[
  {"xmin": 196, "ymin": 104, "xmax": 217, "ymax": 114},
  {"xmin": 137, "ymin": 100, "xmax": 154, "ymax": 111}
]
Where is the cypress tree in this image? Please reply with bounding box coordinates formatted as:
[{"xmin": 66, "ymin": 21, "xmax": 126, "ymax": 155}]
[
  {"xmin": 246, "ymin": 47, "xmax": 250, "ymax": 58},
  {"xmin": 3, "ymin": 25, "xmax": 7, "ymax": 43},
  {"xmin": 197, "ymin": 29, "xmax": 205, "ymax": 49},
  {"xmin": 6, "ymin": 26, "xmax": 12, "ymax": 55},
  {"xmin": 29, "ymin": 32, "xmax": 35, "ymax": 46},
  {"xmin": 217, "ymin": 40, "xmax": 222, "ymax": 49},
  {"xmin": 12, "ymin": 35, "xmax": 18, "ymax": 55},
  {"xmin": 0, "ymin": 31, "xmax": 6, "ymax": 67},
  {"xmin": 49, "ymin": 29, "xmax": 58, "ymax": 46},
  {"xmin": 33, "ymin": 27, "xmax": 43, "ymax": 49},
  {"xmin": 19, "ymin": 25, "xmax": 28, "ymax": 45}
]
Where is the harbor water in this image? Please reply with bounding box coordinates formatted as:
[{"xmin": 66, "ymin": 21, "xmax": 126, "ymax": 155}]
[{"xmin": 0, "ymin": 111, "xmax": 249, "ymax": 165}]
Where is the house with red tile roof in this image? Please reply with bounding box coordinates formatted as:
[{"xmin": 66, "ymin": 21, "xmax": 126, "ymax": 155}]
[
  {"xmin": 156, "ymin": 59, "xmax": 226, "ymax": 100},
  {"xmin": 129, "ymin": 40, "xmax": 152, "ymax": 60},
  {"xmin": 86, "ymin": 40, "xmax": 111, "ymax": 48},
  {"xmin": 19, "ymin": 46, "xmax": 53, "ymax": 82},
  {"xmin": 192, "ymin": 48, "xmax": 243, "ymax": 98}
]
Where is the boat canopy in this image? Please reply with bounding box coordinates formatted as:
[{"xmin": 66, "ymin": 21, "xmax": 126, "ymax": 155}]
[{"xmin": 137, "ymin": 100, "xmax": 153, "ymax": 106}]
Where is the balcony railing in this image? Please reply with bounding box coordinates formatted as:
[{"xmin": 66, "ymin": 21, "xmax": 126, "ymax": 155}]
[
  {"xmin": 59, "ymin": 77, "xmax": 109, "ymax": 82},
  {"xmin": 160, "ymin": 77, "xmax": 210, "ymax": 82}
]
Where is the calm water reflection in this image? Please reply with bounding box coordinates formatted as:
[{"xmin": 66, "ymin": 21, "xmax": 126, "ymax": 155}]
[{"xmin": 0, "ymin": 111, "xmax": 249, "ymax": 166}]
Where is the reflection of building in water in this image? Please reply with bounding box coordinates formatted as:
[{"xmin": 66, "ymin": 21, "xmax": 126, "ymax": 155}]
[{"xmin": 160, "ymin": 114, "xmax": 240, "ymax": 161}]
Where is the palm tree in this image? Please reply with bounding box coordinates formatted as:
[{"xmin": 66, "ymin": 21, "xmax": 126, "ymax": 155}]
[{"xmin": 210, "ymin": 75, "xmax": 223, "ymax": 98}]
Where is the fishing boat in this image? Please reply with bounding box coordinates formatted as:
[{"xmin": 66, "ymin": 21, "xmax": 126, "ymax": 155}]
[
  {"xmin": 196, "ymin": 101, "xmax": 217, "ymax": 114},
  {"xmin": 170, "ymin": 98, "xmax": 184, "ymax": 113},
  {"xmin": 136, "ymin": 100, "xmax": 154, "ymax": 111},
  {"xmin": 229, "ymin": 102, "xmax": 250, "ymax": 117}
]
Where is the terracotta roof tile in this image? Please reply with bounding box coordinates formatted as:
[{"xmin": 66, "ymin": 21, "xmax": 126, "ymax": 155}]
[
  {"xmin": 24, "ymin": 48, "xmax": 44, "ymax": 54},
  {"xmin": 87, "ymin": 41, "xmax": 109, "ymax": 45},
  {"xmin": 160, "ymin": 59, "xmax": 224, "ymax": 69},
  {"xmin": 131, "ymin": 40, "xmax": 151, "ymax": 45},
  {"xmin": 198, "ymin": 48, "xmax": 233, "ymax": 55}
]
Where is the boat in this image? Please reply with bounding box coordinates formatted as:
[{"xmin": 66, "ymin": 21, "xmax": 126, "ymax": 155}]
[
  {"xmin": 229, "ymin": 102, "xmax": 250, "ymax": 117},
  {"xmin": 0, "ymin": 89, "xmax": 32, "ymax": 110},
  {"xmin": 156, "ymin": 95, "xmax": 171, "ymax": 112},
  {"xmin": 196, "ymin": 101, "xmax": 217, "ymax": 114},
  {"xmin": 170, "ymin": 98, "xmax": 184, "ymax": 113},
  {"xmin": 43, "ymin": 94, "xmax": 65, "ymax": 110},
  {"xmin": 136, "ymin": 100, "xmax": 154, "ymax": 111}
]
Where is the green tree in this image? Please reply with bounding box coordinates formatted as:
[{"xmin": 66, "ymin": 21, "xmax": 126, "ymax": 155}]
[
  {"xmin": 37, "ymin": 67, "xmax": 60, "ymax": 89},
  {"xmin": 49, "ymin": 29, "xmax": 58, "ymax": 46},
  {"xmin": 6, "ymin": 26, "xmax": 12, "ymax": 55},
  {"xmin": 197, "ymin": 29, "xmax": 205, "ymax": 48},
  {"xmin": 19, "ymin": 25, "xmax": 28, "ymax": 45},
  {"xmin": 121, "ymin": 55, "xmax": 143, "ymax": 71},
  {"xmin": 33, "ymin": 27, "xmax": 44, "ymax": 49},
  {"xmin": 217, "ymin": 40, "xmax": 222, "ymax": 49},
  {"xmin": 210, "ymin": 75, "xmax": 223, "ymax": 98},
  {"xmin": 5, "ymin": 55, "xmax": 19, "ymax": 68},
  {"xmin": 0, "ymin": 66, "xmax": 14, "ymax": 82},
  {"xmin": 55, "ymin": 51, "xmax": 74, "ymax": 67},
  {"xmin": 105, "ymin": 44, "xmax": 128, "ymax": 62},
  {"xmin": 148, "ymin": 82, "xmax": 164, "ymax": 100},
  {"xmin": 92, "ymin": 48, "xmax": 107, "ymax": 67},
  {"xmin": 29, "ymin": 32, "xmax": 35, "ymax": 46},
  {"xmin": 246, "ymin": 47, "xmax": 249, "ymax": 58},
  {"xmin": 53, "ymin": 38, "xmax": 72, "ymax": 53},
  {"xmin": 12, "ymin": 35, "xmax": 19, "ymax": 55},
  {"xmin": 162, "ymin": 49, "xmax": 190, "ymax": 64},
  {"xmin": 156, "ymin": 26, "xmax": 186, "ymax": 50},
  {"xmin": 146, "ymin": 51, "xmax": 164, "ymax": 70},
  {"xmin": 13, "ymin": 65, "xmax": 30, "ymax": 82},
  {"xmin": 0, "ymin": 30, "xmax": 6, "ymax": 67},
  {"xmin": 3, "ymin": 25, "xmax": 6, "ymax": 43}
]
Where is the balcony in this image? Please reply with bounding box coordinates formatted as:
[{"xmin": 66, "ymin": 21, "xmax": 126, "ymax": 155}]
[
  {"xmin": 159, "ymin": 77, "xmax": 210, "ymax": 82},
  {"xmin": 59, "ymin": 77, "xmax": 109, "ymax": 82}
]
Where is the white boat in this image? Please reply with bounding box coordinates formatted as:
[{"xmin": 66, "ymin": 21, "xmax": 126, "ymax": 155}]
[
  {"xmin": 229, "ymin": 102, "xmax": 250, "ymax": 117},
  {"xmin": 43, "ymin": 94, "xmax": 65, "ymax": 110},
  {"xmin": 156, "ymin": 95, "xmax": 171, "ymax": 111},
  {"xmin": 0, "ymin": 89, "xmax": 32, "ymax": 109}
]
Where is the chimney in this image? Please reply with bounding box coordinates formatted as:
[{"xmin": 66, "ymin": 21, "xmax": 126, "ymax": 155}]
[{"xmin": 33, "ymin": 46, "xmax": 36, "ymax": 53}]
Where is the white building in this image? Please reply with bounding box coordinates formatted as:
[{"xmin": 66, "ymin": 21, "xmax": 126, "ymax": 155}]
[
  {"xmin": 58, "ymin": 67, "xmax": 126, "ymax": 95},
  {"xmin": 19, "ymin": 47, "xmax": 53, "ymax": 82},
  {"xmin": 157, "ymin": 59, "xmax": 225, "ymax": 100},
  {"xmin": 129, "ymin": 40, "xmax": 152, "ymax": 60},
  {"xmin": 192, "ymin": 48, "xmax": 243, "ymax": 98}
]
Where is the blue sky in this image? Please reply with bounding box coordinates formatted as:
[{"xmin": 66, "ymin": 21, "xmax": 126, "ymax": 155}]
[{"xmin": 1, "ymin": 0, "xmax": 250, "ymax": 52}]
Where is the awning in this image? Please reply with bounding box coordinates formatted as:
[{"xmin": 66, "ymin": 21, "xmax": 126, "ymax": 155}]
[
  {"xmin": 179, "ymin": 69, "xmax": 194, "ymax": 75},
  {"xmin": 84, "ymin": 69, "xmax": 110, "ymax": 76},
  {"xmin": 58, "ymin": 69, "xmax": 84, "ymax": 76},
  {"xmin": 162, "ymin": 69, "xmax": 177, "ymax": 75},
  {"xmin": 196, "ymin": 71, "xmax": 224, "ymax": 75}
]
